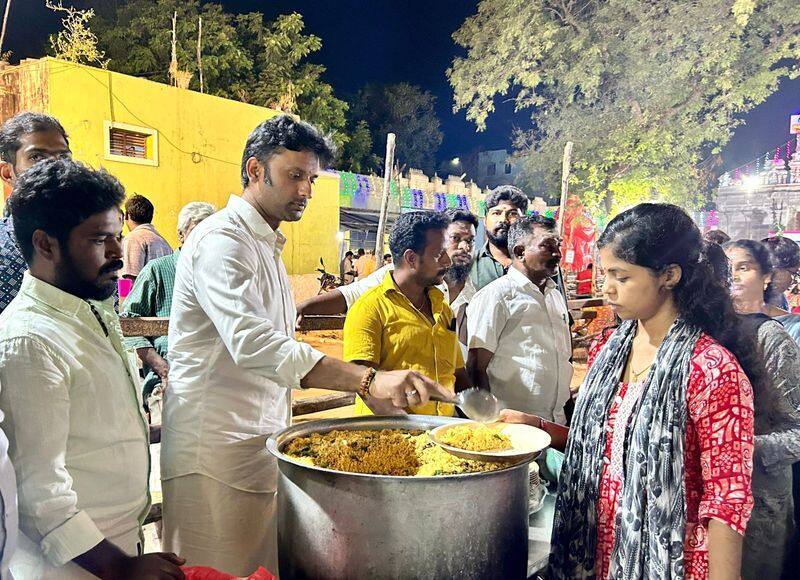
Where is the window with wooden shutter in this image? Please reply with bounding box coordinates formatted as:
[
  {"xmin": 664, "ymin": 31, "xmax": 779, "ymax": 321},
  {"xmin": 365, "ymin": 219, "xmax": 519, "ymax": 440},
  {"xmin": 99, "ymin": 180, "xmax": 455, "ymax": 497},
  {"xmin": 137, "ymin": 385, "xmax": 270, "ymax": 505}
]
[
  {"xmin": 103, "ymin": 121, "xmax": 158, "ymax": 166},
  {"xmin": 109, "ymin": 128, "xmax": 148, "ymax": 158}
]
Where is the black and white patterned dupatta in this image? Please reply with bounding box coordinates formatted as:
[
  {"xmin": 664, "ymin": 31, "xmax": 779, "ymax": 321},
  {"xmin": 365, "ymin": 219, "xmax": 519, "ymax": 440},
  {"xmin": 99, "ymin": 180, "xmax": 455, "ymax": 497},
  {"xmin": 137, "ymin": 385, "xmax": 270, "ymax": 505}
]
[{"xmin": 550, "ymin": 318, "xmax": 702, "ymax": 580}]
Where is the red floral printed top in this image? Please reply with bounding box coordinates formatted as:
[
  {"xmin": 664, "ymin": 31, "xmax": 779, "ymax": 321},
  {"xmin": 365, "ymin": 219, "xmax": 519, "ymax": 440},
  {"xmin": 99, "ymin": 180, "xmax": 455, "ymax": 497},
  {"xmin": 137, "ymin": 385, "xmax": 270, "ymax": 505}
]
[{"xmin": 589, "ymin": 332, "xmax": 755, "ymax": 580}]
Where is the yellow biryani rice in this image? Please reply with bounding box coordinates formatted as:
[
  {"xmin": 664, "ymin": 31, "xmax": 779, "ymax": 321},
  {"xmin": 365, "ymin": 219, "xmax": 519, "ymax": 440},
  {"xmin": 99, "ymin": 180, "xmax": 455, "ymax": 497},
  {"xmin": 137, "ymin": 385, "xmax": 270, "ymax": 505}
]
[
  {"xmin": 284, "ymin": 429, "xmax": 501, "ymax": 477},
  {"xmin": 438, "ymin": 423, "xmax": 512, "ymax": 452}
]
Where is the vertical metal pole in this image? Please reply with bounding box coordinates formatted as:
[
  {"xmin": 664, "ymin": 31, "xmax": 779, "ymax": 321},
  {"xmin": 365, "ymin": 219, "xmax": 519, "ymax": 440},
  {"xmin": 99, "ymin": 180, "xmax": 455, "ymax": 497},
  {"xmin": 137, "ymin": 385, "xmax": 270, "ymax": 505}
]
[{"xmin": 374, "ymin": 133, "xmax": 396, "ymax": 266}]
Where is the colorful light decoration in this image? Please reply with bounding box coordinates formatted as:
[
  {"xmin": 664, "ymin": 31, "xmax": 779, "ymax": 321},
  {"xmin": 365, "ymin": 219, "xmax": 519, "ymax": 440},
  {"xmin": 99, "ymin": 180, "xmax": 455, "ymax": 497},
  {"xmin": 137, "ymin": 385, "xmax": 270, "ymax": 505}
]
[{"xmin": 340, "ymin": 171, "xmax": 485, "ymax": 212}]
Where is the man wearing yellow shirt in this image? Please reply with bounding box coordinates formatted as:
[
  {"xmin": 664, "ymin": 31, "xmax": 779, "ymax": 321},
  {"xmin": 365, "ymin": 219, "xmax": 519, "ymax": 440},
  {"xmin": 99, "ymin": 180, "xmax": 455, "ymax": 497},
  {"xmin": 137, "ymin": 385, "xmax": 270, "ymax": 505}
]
[{"xmin": 344, "ymin": 211, "xmax": 471, "ymax": 415}]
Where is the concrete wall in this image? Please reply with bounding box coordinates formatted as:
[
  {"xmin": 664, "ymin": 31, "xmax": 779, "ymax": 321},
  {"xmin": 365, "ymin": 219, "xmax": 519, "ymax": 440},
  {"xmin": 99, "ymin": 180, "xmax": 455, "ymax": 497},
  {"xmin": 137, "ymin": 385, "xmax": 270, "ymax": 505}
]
[
  {"xmin": 6, "ymin": 58, "xmax": 340, "ymax": 275},
  {"xmin": 475, "ymin": 149, "xmax": 519, "ymax": 190}
]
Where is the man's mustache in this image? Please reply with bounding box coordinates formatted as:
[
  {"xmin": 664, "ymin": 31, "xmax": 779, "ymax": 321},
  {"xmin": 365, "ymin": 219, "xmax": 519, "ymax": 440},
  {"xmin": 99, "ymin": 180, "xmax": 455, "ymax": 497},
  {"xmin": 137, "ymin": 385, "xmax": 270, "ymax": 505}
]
[{"xmin": 100, "ymin": 260, "xmax": 124, "ymax": 275}]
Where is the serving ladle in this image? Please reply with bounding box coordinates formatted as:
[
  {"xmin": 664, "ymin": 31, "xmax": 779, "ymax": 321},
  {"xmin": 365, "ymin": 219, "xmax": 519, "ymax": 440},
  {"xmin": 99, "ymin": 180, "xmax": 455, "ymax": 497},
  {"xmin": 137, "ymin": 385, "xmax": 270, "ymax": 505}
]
[{"xmin": 430, "ymin": 388, "xmax": 502, "ymax": 423}]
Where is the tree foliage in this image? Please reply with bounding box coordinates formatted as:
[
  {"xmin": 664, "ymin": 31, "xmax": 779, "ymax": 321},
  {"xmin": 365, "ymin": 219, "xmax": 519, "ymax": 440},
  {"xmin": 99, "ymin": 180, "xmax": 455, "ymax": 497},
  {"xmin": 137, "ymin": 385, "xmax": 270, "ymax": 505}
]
[
  {"xmin": 351, "ymin": 83, "xmax": 443, "ymax": 174},
  {"xmin": 89, "ymin": 1, "xmax": 348, "ymax": 148},
  {"xmin": 448, "ymin": 0, "xmax": 800, "ymax": 216},
  {"xmin": 47, "ymin": 1, "xmax": 106, "ymax": 67},
  {"xmin": 339, "ymin": 120, "xmax": 381, "ymax": 173}
]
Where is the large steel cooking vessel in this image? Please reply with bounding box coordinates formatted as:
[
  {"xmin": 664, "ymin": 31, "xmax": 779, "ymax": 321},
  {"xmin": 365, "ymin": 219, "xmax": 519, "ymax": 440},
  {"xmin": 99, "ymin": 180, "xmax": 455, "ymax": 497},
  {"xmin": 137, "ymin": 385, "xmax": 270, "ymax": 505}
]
[{"xmin": 267, "ymin": 415, "xmax": 532, "ymax": 580}]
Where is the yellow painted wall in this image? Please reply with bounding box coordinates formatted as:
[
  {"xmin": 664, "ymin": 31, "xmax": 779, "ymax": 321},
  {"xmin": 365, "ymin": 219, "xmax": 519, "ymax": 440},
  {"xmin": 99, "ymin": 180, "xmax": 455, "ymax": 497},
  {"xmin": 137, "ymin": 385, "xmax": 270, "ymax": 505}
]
[{"xmin": 38, "ymin": 58, "xmax": 339, "ymax": 274}]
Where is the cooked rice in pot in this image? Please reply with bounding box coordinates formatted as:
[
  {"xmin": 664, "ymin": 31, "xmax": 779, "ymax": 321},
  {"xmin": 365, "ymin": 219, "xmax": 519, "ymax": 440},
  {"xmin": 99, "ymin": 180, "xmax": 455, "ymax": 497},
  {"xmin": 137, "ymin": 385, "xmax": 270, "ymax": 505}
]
[{"xmin": 284, "ymin": 429, "xmax": 501, "ymax": 476}]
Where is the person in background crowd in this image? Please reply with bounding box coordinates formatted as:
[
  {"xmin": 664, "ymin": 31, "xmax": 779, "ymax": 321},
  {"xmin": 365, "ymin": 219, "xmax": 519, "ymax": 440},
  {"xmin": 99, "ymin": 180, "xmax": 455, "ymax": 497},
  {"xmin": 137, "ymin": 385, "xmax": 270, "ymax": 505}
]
[
  {"xmin": 383, "ymin": 253, "xmax": 393, "ymax": 265},
  {"xmin": 576, "ymin": 262, "xmax": 593, "ymax": 296},
  {"xmin": 0, "ymin": 112, "xmax": 71, "ymax": 315},
  {"xmin": 295, "ymin": 208, "xmax": 478, "ymax": 357},
  {"xmin": 502, "ymin": 204, "xmax": 760, "ymax": 579},
  {"xmin": 353, "ymin": 247, "xmax": 366, "ymax": 277},
  {"xmin": 703, "ymin": 228, "xmax": 731, "ymax": 245},
  {"xmin": 121, "ymin": 194, "xmax": 172, "ymax": 281},
  {"xmin": 339, "ymin": 250, "xmax": 356, "ymax": 284},
  {"xmin": 161, "ymin": 115, "xmax": 448, "ymax": 576},
  {"xmin": 470, "ymin": 185, "xmax": 528, "ymax": 290},
  {"xmin": 467, "ymin": 215, "xmax": 571, "ymax": 423},
  {"xmin": 123, "ymin": 201, "xmax": 216, "ymax": 402},
  {"xmin": 761, "ymin": 236, "xmax": 800, "ymax": 312},
  {"xmin": 441, "ymin": 208, "xmax": 478, "ymax": 359},
  {"xmin": 724, "ymin": 239, "xmax": 800, "ymax": 579},
  {"xmin": 759, "ymin": 237, "xmax": 800, "ymax": 557},
  {"xmin": 343, "ymin": 211, "xmax": 470, "ymax": 416},
  {"xmin": 356, "ymin": 248, "xmax": 377, "ymax": 278},
  {"xmin": 0, "ymin": 159, "xmax": 184, "ymax": 579}
]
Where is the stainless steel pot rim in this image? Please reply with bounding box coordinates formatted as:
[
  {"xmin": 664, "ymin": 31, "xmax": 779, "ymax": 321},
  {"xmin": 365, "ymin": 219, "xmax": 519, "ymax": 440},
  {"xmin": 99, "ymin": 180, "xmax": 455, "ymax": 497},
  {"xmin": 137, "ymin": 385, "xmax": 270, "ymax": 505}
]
[{"xmin": 267, "ymin": 415, "xmax": 535, "ymax": 481}]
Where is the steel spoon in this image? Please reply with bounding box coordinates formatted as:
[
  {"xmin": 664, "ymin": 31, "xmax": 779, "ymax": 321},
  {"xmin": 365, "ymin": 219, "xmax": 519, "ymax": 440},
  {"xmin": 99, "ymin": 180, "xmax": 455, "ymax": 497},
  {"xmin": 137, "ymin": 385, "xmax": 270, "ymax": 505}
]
[{"xmin": 430, "ymin": 388, "xmax": 502, "ymax": 423}]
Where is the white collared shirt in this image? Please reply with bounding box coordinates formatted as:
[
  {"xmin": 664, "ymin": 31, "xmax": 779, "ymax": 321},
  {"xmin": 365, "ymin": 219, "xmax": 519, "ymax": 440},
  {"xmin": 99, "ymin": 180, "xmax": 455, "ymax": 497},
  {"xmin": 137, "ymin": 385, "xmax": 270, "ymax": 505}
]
[
  {"xmin": 0, "ymin": 273, "xmax": 150, "ymax": 568},
  {"xmin": 443, "ymin": 277, "xmax": 476, "ymax": 316},
  {"xmin": 466, "ymin": 266, "xmax": 573, "ymax": 423},
  {"xmin": 339, "ymin": 264, "xmax": 394, "ymax": 309},
  {"xmin": 0, "ymin": 420, "xmax": 17, "ymax": 580},
  {"xmin": 163, "ymin": 195, "xmax": 324, "ymax": 493}
]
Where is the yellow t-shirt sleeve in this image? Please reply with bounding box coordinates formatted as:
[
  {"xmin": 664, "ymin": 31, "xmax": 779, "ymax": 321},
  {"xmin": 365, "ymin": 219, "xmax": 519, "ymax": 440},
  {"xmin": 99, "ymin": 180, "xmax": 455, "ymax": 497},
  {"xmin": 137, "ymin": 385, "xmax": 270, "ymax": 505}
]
[{"xmin": 343, "ymin": 296, "xmax": 383, "ymax": 365}]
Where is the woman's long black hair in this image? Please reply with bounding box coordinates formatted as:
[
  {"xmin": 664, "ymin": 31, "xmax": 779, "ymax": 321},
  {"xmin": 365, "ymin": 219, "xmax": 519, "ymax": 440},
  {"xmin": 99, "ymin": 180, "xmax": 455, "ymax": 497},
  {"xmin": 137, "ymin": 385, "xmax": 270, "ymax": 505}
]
[{"xmin": 597, "ymin": 203, "xmax": 771, "ymax": 433}]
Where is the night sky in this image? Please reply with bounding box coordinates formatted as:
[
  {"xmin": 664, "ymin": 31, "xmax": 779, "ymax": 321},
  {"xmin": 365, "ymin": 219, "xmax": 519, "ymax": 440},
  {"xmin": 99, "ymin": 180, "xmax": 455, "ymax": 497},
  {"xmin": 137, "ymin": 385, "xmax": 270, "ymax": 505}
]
[{"xmin": 8, "ymin": 0, "xmax": 800, "ymax": 172}]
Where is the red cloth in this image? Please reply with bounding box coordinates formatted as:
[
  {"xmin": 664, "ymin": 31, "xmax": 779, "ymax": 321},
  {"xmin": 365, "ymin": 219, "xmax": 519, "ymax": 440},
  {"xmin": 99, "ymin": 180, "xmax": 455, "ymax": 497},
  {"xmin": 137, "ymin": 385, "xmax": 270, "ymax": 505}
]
[
  {"xmin": 576, "ymin": 269, "xmax": 593, "ymax": 295},
  {"xmin": 182, "ymin": 566, "xmax": 276, "ymax": 580},
  {"xmin": 587, "ymin": 333, "xmax": 754, "ymax": 579}
]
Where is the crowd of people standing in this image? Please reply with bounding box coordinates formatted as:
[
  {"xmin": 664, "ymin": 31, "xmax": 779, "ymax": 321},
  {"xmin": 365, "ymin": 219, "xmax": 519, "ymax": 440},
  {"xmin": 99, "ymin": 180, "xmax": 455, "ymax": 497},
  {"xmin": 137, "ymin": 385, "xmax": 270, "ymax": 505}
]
[{"xmin": 0, "ymin": 108, "xmax": 796, "ymax": 580}]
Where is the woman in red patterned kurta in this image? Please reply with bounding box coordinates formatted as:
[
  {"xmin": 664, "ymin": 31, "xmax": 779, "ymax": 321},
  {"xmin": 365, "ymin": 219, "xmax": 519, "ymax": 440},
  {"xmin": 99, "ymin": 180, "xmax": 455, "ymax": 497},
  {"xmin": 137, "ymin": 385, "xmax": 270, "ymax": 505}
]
[
  {"xmin": 590, "ymin": 332, "xmax": 754, "ymax": 579},
  {"xmin": 501, "ymin": 204, "xmax": 760, "ymax": 579}
]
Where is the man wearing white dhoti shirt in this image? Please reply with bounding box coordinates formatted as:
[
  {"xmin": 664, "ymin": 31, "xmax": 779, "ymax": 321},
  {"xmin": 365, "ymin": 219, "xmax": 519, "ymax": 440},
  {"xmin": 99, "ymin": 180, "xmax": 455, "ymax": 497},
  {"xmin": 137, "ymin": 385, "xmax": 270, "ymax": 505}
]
[{"xmin": 161, "ymin": 114, "xmax": 448, "ymax": 576}]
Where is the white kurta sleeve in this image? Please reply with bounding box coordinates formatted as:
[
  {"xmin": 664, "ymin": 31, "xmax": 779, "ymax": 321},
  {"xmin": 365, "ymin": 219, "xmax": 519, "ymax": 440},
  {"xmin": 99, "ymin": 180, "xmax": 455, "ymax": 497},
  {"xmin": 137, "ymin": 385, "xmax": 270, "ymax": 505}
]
[
  {"xmin": 192, "ymin": 229, "xmax": 324, "ymax": 387},
  {"xmin": 339, "ymin": 265, "xmax": 393, "ymax": 309},
  {"xmin": 0, "ymin": 337, "xmax": 104, "ymax": 566}
]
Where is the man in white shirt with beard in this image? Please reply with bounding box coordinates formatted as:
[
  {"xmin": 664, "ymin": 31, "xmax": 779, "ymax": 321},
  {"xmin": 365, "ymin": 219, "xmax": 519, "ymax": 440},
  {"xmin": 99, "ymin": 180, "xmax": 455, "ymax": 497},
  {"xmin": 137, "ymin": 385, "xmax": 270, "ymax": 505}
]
[
  {"xmin": 162, "ymin": 115, "xmax": 448, "ymax": 576},
  {"xmin": 0, "ymin": 159, "xmax": 184, "ymax": 579}
]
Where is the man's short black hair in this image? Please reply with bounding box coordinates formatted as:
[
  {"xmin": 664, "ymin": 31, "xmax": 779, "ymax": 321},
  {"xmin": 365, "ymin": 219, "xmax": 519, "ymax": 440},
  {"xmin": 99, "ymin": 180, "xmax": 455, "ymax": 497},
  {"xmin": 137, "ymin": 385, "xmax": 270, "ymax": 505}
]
[
  {"xmin": 124, "ymin": 194, "xmax": 154, "ymax": 224},
  {"xmin": 357, "ymin": 248, "xmax": 365, "ymax": 256},
  {"xmin": 0, "ymin": 112, "xmax": 69, "ymax": 165},
  {"xmin": 240, "ymin": 114, "xmax": 336, "ymax": 187},
  {"xmin": 383, "ymin": 253, "xmax": 392, "ymax": 260},
  {"xmin": 9, "ymin": 158, "xmax": 125, "ymax": 264},
  {"xmin": 443, "ymin": 208, "xmax": 478, "ymax": 228},
  {"xmin": 507, "ymin": 214, "xmax": 557, "ymax": 255},
  {"xmin": 485, "ymin": 185, "xmax": 528, "ymax": 213},
  {"xmin": 389, "ymin": 211, "xmax": 450, "ymax": 264}
]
